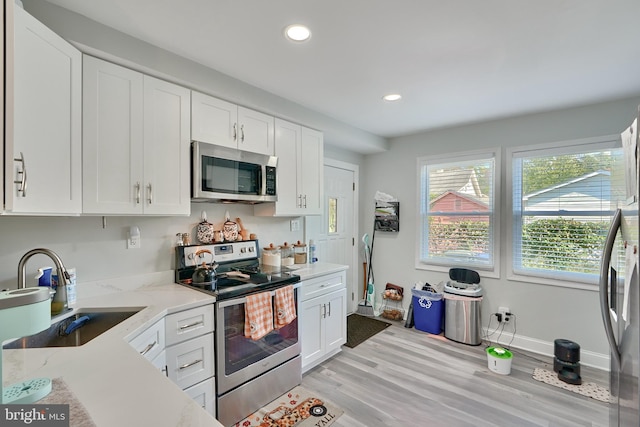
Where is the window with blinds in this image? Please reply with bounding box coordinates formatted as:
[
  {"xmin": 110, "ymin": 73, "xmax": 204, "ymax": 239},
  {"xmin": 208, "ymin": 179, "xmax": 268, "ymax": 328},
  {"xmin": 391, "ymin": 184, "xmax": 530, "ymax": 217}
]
[
  {"xmin": 418, "ymin": 150, "xmax": 498, "ymax": 270},
  {"xmin": 511, "ymin": 138, "xmax": 624, "ymax": 284}
]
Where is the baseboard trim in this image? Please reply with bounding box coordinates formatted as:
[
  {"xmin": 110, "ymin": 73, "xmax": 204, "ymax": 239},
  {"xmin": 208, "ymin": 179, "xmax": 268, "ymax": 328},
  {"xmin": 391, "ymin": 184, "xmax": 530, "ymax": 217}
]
[{"xmin": 483, "ymin": 328, "xmax": 609, "ymax": 371}]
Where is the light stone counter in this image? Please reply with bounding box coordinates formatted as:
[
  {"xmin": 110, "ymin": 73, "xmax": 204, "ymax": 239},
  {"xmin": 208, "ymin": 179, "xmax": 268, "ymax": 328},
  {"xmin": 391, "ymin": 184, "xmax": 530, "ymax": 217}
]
[
  {"xmin": 3, "ymin": 271, "xmax": 222, "ymax": 427},
  {"xmin": 287, "ymin": 262, "xmax": 348, "ymax": 281}
]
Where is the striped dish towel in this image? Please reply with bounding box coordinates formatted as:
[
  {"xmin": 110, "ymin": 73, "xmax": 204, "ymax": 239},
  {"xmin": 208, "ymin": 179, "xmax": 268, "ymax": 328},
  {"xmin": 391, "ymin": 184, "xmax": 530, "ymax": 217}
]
[
  {"xmin": 275, "ymin": 285, "xmax": 296, "ymax": 328},
  {"xmin": 244, "ymin": 291, "xmax": 274, "ymax": 340}
]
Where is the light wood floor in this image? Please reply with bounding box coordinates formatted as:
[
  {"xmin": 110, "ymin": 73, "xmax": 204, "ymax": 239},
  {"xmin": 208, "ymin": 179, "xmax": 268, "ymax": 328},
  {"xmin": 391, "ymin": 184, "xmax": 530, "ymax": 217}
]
[{"xmin": 302, "ymin": 318, "xmax": 610, "ymax": 427}]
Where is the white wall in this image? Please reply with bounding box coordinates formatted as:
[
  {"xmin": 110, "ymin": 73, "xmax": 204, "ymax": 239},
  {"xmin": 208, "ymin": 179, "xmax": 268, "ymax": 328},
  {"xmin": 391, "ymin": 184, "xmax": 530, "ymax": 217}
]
[{"xmin": 361, "ymin": 96, "xmax": 640, "ymax": 364}]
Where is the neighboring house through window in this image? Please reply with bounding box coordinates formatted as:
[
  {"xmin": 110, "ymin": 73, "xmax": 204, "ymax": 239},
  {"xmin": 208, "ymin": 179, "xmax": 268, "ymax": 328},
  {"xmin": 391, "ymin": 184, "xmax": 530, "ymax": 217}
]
[
  {"xmin": 417, "ymin": 149, "xmax": 500, "ymax": 274},
  {"xmin": 509, "ymin": 136, "xmax": 624, "ymax": 287}
]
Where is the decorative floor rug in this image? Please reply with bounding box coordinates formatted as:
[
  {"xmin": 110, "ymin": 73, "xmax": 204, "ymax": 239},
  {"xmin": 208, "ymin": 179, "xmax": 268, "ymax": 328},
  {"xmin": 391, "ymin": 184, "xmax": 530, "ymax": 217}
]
[
  {"xmin": 345, "ymin": 314, "xmax": 391, "ymax": 348},
  {"xmin": 532, "ymin": 368, "xmax": 610, "ymax": 403},
  {"xmin": 235, "ymin": 386, "xmax": 343, "ymax": 427}
]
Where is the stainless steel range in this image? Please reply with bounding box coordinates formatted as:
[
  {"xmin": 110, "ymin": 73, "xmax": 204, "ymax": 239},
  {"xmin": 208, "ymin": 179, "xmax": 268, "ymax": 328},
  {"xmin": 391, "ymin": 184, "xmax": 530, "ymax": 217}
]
[{"xmin": 175, "ymin": 240, "xmax": 301, "ymax": 427}]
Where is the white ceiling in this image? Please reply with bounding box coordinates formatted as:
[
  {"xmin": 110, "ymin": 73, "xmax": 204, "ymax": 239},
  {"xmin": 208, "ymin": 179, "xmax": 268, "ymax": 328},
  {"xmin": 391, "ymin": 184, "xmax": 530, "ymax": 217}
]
[{"xmin": 43, "ymin": 0, "xmax": 640, "ymax": 139}]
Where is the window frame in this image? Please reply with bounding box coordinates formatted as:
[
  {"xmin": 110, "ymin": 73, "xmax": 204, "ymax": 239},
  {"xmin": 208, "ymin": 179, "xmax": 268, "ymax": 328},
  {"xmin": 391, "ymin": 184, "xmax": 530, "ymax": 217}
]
[
  {"xmin": 506, "ymin": 135, "xmax": 622, "ymax": 290},
  {"xmin": 415, "ymin": 148, "xmax": 501, "ymax": 278}
]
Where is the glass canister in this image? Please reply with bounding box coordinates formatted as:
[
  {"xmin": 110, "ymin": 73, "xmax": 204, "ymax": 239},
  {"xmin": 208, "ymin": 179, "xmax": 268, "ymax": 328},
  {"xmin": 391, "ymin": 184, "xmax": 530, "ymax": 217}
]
[
  {"xmin": 280, "ymin": 242, "xmax": 294, "ymax": 266},
  {"xmin": 294, "ymin": 240, "xmax": 307, "ymax": 264},
  {"xmin": 262, "ymin": 243, "xmax": 281, "ymax": 268}
]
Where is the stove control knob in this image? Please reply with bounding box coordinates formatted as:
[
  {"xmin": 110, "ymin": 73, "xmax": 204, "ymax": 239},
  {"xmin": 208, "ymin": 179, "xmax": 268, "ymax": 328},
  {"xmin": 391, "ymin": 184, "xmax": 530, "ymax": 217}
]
[
  {"xmin": 248, "ymin": 247, "xmax": 255, "ymax": 252},
  {"xmin": 240, "ymin": 247, "xmax": 247, "ymax": 253}
]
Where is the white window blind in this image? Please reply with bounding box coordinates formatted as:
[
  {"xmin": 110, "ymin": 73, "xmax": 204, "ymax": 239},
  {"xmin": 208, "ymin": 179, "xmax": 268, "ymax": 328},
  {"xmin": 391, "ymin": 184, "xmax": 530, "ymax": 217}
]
[
  {"xmin": 418, "ymin": 151, "xmax": 497, "ymax": 269},
  {"xmin": 511, "ymin": 140, "xmax": 624, "ymax": 284}
]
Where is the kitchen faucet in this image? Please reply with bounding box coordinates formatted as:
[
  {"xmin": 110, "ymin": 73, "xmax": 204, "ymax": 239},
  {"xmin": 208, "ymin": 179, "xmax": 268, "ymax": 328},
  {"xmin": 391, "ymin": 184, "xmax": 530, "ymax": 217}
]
[{"xmin": 17, "ymin": 248, "xmax": 70, "ymax": 313}]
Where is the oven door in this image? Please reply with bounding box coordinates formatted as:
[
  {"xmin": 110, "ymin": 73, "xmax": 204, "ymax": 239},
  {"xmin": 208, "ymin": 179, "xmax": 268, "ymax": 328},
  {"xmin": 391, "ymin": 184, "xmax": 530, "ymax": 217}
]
[{"xmin": 215, "ymin": 285, "xmax": 301, "ymax": 394}]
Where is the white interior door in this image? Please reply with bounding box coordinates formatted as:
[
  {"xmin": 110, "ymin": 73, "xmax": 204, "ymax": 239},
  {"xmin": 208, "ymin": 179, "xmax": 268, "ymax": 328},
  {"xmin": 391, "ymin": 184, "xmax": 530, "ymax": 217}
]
[{"xmin": 317, "ymin": 161, "xmax": 358, "ymax": 313}]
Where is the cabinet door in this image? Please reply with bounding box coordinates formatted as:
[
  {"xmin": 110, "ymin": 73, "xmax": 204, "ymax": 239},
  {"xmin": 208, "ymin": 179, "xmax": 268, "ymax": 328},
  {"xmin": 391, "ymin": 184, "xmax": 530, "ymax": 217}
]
[
  {"xmin": 274, "ymin": 119, "xmax": 301, "ymax": 215},
  {"xmin": 83, "ymin": 56, "xmax": 144, "ymax": 214},
  {"xmin": 6, "ymin": 7, "xmax": 81, "ymax": 214},
  {"xmin": 300, "ymin": 296, "xmax": 325, "ymax": 370},
  {"xmin": 238, "ymin": 106, "xmax": 274, "ymax": 156},
  {"xmin": 191, "ymin": 91, "xmax": 237, "ymax": 149},
  {"xmin": 300, "ymin": 127, "xmax": 324, "ymax": 215},
  {"xmin": 143, "ymin": 76, "xmax": 191, "ymax": 215},
  {"xmin": 324, "ymin": 288, "xmax": 347, "ymax": 353}
]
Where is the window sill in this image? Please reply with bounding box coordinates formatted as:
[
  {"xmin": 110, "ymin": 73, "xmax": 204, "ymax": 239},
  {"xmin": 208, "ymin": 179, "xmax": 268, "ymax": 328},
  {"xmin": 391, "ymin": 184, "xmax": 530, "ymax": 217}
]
[
  {"xmin": 507, "ymin": 272, "xmax": 599, "ymax": 291},
  {"xmin": 415, "ymin": 262, "xmax": 500, "ymax": 280}
]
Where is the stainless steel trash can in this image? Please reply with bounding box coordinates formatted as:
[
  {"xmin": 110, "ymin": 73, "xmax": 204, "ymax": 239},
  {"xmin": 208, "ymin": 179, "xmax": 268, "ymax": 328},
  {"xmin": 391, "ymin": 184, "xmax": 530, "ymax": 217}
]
[{"xmin": 444, "ymin": 294, "xmax": 483, "ymax": 345}]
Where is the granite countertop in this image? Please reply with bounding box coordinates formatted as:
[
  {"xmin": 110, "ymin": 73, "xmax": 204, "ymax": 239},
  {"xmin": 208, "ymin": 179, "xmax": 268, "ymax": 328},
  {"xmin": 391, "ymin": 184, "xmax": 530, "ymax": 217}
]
[
  {"xmin": 3, "ymin": 271, "xmax": 221, "ymax": 427},
  {"xmin": 3, "ymin": 263, "xmax": 348, "ymax": 426}
]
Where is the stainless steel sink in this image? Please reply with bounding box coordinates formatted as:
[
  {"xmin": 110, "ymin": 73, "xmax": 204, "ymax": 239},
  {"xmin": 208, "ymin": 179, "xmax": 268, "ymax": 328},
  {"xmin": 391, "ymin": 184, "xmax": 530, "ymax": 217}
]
[{"xmin": 3, "ymin": 307, "xmax": 143, "ymax": 349}]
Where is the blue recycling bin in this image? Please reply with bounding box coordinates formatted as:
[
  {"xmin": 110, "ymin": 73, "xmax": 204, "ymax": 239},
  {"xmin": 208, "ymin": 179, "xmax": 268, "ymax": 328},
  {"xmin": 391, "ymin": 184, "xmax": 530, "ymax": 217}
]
[{"xmin": 411, "ymin": 288, "xmax": 444, "ymax": 334}]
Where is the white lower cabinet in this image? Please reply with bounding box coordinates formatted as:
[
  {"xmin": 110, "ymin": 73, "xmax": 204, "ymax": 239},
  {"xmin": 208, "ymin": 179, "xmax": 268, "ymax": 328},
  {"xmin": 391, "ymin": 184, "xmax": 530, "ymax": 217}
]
[
  {"xmin": 166, "ymin": 333, "xmax": 214, "ymax": 389},
  {"xmin": 128, "ymin": 304, "xmax": 216, "ymax": 417},
  {"xmin": 184, "ymin": 377, "xmax": 216, "ymax": 418},
  {"xmin": 299, "ymin": 271, "xmax": 347, "ymax": 373}
]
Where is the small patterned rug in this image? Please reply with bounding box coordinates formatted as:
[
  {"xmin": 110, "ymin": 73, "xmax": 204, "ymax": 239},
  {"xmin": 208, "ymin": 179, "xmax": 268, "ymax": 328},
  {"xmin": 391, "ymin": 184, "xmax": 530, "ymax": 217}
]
[
  {"xmin": 234, "ymin": 386, "xmax": 343, "ymax": 427},
  {"xmin": 532, "ymin": 368, "xmax": 610, "ymax": 403}
]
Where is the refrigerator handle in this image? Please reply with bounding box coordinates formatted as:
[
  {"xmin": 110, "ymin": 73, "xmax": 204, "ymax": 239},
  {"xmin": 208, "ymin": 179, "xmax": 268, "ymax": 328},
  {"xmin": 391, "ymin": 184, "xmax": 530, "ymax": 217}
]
[{"xmin": 599, "ymin": 208, "xmax": 622, "ymax": 367}]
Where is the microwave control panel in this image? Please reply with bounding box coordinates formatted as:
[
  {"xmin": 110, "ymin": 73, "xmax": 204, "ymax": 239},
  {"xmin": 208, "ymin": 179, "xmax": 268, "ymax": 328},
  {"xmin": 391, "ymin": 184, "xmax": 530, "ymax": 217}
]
[{"xmin": 265, "ymin": 166, "xmax": 276, "ymax": 196}]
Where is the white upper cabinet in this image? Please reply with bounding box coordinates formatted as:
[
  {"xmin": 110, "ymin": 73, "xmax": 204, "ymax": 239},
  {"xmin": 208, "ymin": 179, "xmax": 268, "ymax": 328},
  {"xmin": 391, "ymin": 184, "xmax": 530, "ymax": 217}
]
[
  {"xmin": 4, "ymin": 5, "xmax": 82, "ymax": 214},
  {"xmin": 83, "ymin": 56, "xmax": 190, "ymax": 215},
  {"xmin": 254, "ymin": 118, "xmax": 323, "ymax": 216},
  {"xmin": 191, "ymin": 91, "xmax": 274, "ymax": 156}
]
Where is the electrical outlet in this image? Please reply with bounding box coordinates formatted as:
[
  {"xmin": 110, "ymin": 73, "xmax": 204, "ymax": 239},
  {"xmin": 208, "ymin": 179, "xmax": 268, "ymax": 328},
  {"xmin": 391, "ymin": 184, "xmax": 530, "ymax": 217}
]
[
  {"xmin": 498, "ymin": 306, "xmax": 510, "ymax": 323},
  {"xmin": 127, "ymin": 236, "xmax": 141, "ymax": 249},
  {"xmin": 290, "ymin": 219, "xmax": 301, "ymax": 232}
]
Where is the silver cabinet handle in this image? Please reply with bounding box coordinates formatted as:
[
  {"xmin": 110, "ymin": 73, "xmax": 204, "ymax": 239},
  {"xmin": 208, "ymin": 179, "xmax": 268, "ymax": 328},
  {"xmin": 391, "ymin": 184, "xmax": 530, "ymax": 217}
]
[
  {"xmin": 233, "ymin": 123, "xmax": 237, "ymax": 141},
  {"xmin": 147, "ymin": 183, "xmax": 153, "ymax": 204},
  {"xmin": 179, "ymin": 320, "xmax": 204, "ymax": 330},
  {"xmin": 303, "ymin": 194, "xmax": 307, "ymax": 208},
  {"xmin": 179, "ymin": 359, "xmax": 202, "ymax": 370},
  {"xmin": 13, "ymin": 152, "xmax": 27, "ymax": 197},
  {"xmin": 328, "ymin": 302, "xmax": 331, "ymax": 317},
  {"xmin": 298, "ymin": 194, "xmax": 302, "ymax": 208},
  {"xmin": 322, "ymin": 303, "xmax": 326, "ymax": 319},
  {"xmin": 140, "ymin": 341, "xmax": 157, "ymax": 356},
  {"xmin": 240, "ymin": 124, "xmax": 245, "ymax": 142},
  {"xmin": 135, "ymin": 182, "xmax": 141, "ymax": 204}
]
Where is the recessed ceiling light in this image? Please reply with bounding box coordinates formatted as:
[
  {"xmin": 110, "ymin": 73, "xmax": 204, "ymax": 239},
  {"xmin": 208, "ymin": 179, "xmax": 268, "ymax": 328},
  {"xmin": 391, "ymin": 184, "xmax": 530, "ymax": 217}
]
[
  {"xmin": 383, "ymin": 94, "xmax": 402, "ymax": 102},
  {"xmin": 284, "ymin": 24, "xmax": 311, "ymax": 42}
]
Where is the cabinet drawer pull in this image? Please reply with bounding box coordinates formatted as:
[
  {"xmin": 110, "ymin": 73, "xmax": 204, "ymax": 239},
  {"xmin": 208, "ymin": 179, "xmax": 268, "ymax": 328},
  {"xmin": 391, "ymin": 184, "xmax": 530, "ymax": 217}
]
[
  {"xmin": 135, "ymin": 182, "xmax": 141, "ymax": 204},
  {"xmin": 179, "ymin": 359, "xmax": 203, "ymax": 370},
  {"xmin": 303, "ymin": 194, "xmax": 307, "ymax": 208},
  {"xmin": 13, "ymin": 152, "xmax": 27, "ymax": 197},
  {"xmin": 179, "ymin": 320, "xmax": 204, "ymax": 330},
  {"xmin": 328, "ymin": 302, "xmax": 331, "ymax": 317},
  {"xmin": 147, "ymin": 183, "xmax": 153, "ymax": 204},
  {"xmin": 140, "ymin": 341, "xmax": 157, "ymax": 356}
]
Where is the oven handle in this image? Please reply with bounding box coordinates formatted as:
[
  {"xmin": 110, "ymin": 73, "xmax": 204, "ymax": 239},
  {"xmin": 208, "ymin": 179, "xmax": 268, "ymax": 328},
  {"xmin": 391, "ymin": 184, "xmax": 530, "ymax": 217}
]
[{"xmin": 216, "ymin": 281, "xmax": 301, "ymax": 308}]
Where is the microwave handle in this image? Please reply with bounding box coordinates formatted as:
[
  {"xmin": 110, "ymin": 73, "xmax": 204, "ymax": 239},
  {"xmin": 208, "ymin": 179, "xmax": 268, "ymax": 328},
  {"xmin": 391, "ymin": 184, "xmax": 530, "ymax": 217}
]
[{"xmin": 261, "ymin": 164, "xmax": 266, "ymax": 196}]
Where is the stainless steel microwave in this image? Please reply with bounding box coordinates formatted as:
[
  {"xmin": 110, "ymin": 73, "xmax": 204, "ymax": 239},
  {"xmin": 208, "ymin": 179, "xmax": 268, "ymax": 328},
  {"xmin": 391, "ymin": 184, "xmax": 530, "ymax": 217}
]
[{"xmin": 191, "ymin": 141, "xmax": 277, "ymax": 203}]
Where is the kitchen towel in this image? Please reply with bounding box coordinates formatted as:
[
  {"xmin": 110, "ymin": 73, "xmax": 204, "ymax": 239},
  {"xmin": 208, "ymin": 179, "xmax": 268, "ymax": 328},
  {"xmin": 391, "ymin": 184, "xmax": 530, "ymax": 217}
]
[
  {"xmin": 244, "ymin": 291, "xmax": 274, "ymax": 340},
  {"xmin": 275, "ymin": 285, "xmax": 296, "ymax": 328}
]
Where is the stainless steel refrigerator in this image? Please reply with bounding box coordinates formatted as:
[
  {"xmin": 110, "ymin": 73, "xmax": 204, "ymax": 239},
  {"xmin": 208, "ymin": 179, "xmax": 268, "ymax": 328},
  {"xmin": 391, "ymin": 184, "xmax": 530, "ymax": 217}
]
[{"xmin": 600, "ymin": 115, "xmax": 639, "ymax": 426}]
